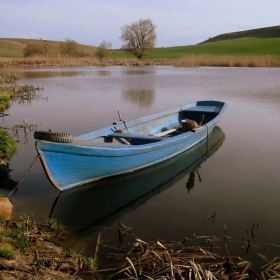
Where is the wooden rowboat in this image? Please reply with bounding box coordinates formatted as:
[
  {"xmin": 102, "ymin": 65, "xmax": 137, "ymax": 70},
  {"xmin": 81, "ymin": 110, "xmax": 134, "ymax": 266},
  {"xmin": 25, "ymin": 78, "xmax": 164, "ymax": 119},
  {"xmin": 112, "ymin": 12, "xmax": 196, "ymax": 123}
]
[
  {"xmin": 50, "ymin": 126, "xmax": 225, "ymax": 228},
  {"xmin": 34, "ymin": 100, "xmax": 227, "ymax": 191}
]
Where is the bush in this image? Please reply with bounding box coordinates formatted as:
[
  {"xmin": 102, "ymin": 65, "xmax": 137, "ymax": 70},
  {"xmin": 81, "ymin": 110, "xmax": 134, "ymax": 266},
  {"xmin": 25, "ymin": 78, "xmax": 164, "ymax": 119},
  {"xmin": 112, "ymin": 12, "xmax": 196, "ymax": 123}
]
[
  {"xmin": 96, "ymin": 40, "xmax": 112, "ymax": 61},
  {"xmin": 59, "ymin": 38, "xmax": 79, "ymax": 57},
  {"xmin": 0, "ymin": 130, "xmax": 17, "ymax": 160},
  {"xmin": 0, "ymin": 96, "xmax": 10, "ymax": 111},
  {"xmin": 23, "ymin": 42, "xmax": 50, "ymax": 57}
]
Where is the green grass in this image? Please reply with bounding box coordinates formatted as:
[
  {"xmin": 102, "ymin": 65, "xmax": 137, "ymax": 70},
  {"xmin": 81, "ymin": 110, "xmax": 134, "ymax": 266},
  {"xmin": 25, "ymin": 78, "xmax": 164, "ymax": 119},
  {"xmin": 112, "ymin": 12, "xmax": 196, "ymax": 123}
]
[
  {"xmin": 201, "ymin": 25, "xmax": 280, "ymax": 43},
  {"xmin": 0, "ymin": 247, "xmax": 14, "ymax": 260},
  {"xmin": 0, "ymin": 39, "xmax": 27, "ymax": 58},
  {"xmin": 0, "ymin": 96, "xmax": 10, "ymax": 111},
  {"xmin": 141, "ymin": 38, "xmax": 280, "ymax": 59},
  {"xmin": 46, "ymin": 218, "xmax": 65, "ymax": 233},
  {"xmin": 0, "ymin": 130, "xmax": 17, "ymax": 160},
  {"xmin": 70, "ymin": 248, "xmax": 96, "ymax": 270},
  {"xmin": 110, "ymin": 25, "xmax": 280, "ymax": 60}
]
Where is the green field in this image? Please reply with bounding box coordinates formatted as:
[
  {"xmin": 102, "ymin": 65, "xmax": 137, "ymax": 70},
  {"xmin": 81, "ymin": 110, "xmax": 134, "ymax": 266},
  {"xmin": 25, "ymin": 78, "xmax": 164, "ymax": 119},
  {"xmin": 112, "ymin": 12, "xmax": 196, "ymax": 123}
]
[
  {"xmin": 0, "ymin": 25, "xmax": 279, "ymax": 61},
  {"xmin": 201, "ymin": 25, "xmax": 280, "ymax": 43},
  {"xmin": 143, "ymin": 38, "xmax": 280, "ymax": 59},
  {"xmin": 105, "ymin": 25, "xmax": 280, "ymax": 59}
]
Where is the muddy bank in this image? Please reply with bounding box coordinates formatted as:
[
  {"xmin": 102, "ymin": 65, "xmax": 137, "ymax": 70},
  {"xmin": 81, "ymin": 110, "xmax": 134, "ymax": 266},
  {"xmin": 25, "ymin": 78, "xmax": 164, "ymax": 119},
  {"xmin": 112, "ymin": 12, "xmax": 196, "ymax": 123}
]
[
  {"xmin": 0, "ymin": 57, "xmax": 172, "ymax": 68},
  {"xmin": 0, "ymin": 216, "xmax": 98, "ymax": 279}
]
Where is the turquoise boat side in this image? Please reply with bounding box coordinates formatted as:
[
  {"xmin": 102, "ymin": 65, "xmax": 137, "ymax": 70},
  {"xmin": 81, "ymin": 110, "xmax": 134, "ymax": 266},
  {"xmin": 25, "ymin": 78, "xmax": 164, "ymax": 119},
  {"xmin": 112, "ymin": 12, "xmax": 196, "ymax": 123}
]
[
  {"xmin": 50, "ymin": 126, "xmax": 225, "ymax": 227},
  {"xmin": 35, "ymin": 100, "xmax": 227, "ymax": 191}
]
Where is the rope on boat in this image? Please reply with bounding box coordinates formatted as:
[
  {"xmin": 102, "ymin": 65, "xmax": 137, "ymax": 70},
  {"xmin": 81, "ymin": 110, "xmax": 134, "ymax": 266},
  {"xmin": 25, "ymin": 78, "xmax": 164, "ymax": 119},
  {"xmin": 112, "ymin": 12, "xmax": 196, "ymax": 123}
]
[
  {"xmin": 205, "ymin": 124, "xmax": 209, "ymax": 154},
  {"xmin": 8, "ymin": 154, "xmax": 41, "ymax": 198}
]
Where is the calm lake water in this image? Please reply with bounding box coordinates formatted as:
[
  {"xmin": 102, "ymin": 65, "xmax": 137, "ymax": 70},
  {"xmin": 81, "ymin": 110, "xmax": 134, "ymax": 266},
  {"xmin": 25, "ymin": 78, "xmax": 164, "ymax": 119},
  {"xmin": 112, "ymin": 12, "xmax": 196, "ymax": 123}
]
[{"xmin": 1, "ymin": 66, "xmax": 280, "ymax": 271}]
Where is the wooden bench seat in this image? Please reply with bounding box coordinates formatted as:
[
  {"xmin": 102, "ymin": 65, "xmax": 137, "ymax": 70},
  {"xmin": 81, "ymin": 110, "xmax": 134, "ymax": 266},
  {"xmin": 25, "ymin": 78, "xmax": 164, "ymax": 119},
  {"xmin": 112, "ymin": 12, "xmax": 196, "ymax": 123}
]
[
  {"xmin": 108, "ymin": 132, "xmax": 164, "ymax": 145},
  {"xmin": 153, "ymin": 124, "xmax": 183, "ymax": 137},
  {"xmin": 184, "ymin": 105, "xmax": 221, "ymax": 113}
]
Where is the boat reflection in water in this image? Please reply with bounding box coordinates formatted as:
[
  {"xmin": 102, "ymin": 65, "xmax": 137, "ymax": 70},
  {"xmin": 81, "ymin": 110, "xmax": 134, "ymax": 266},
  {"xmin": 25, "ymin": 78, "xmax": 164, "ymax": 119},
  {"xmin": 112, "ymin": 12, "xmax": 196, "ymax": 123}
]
[{"xmin": 50, "ymin": 126, "xmax": 225, "ymax": 229}]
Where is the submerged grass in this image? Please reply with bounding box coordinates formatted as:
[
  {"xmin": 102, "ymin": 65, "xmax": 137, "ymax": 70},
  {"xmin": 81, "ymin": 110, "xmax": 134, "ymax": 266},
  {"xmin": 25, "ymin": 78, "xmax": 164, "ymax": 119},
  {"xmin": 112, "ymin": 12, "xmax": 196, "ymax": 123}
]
[
  {"xmin": 46, "ymin": 218, "xmax": 65, "ymax": 233},
  {"xmin": 0, "ymin": 73, "xmax": 44, "ymax": 162},
  {"xmin": 92, "ymin": 223, "xmax": 280, "ymax": 279},
  {"xmin": 69, "ymin": 248, "xmax": 97, "ymax": 270}
]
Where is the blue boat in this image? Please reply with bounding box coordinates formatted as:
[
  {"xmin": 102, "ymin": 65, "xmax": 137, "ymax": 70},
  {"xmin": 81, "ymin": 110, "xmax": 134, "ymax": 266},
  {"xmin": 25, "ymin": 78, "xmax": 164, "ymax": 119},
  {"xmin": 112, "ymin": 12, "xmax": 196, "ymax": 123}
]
[
  {"xmin": 50, "ymin": 126, "xmax": 225, "ymax": 228},
  {"xmin": 34, "ymin": 100, "xmax": 227, "ymax": 191}
]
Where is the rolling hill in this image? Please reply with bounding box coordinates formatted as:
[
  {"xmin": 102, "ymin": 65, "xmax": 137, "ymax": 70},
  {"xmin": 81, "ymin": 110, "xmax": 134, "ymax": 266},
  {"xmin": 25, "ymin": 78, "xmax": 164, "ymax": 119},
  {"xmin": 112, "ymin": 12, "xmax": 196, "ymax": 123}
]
[
  {"xmin": 0, "ymin": 38, "xmax": 97, "ymax": 58},
  {"xmin": 200, "ymin": 25, "xmax": 280, "ymax": 44},
  {"xmin": 0, "ymin": 25, "xmax": 280, "ymax": 59}
]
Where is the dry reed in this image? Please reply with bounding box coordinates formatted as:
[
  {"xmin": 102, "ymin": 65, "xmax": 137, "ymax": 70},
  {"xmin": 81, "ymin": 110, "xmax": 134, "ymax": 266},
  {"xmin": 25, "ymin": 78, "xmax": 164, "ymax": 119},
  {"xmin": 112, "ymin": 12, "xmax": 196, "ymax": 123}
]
[
  {"xmin": 1, "ymin": 55, "xmax": 279, "ymax": 68},
  {"xmin": 92, "ymin": 223, "xmax": 280, "ymax": 279},
  {"xmin": 0, "ymin": 56, "xmax": 146, "ymax": 67},
  {"xmin": 173, "ymin": 55, "xmax": 280, "ymax": 67}
]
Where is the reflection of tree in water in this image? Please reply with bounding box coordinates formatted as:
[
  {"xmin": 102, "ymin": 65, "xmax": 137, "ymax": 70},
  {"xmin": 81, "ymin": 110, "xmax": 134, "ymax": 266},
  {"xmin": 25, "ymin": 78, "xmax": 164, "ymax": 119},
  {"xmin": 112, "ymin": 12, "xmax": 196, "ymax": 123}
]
[
  {"xmin": 122, "ymin": 70, "xmax": 154, "ymax": 75},
  {"xmin": 186, "ymin": 168, "xmax": 201, "ymax": 193},
  {"xmin": 122, "ymin": 89, "xmax": 154, "ymax": 107},
  {"xmin": 21, "ymin": 71, "xmax": 80, "ymax": 79},
  {"xmin": 96, "ymin": 71, "xmax": 111, "ymax": 76}
]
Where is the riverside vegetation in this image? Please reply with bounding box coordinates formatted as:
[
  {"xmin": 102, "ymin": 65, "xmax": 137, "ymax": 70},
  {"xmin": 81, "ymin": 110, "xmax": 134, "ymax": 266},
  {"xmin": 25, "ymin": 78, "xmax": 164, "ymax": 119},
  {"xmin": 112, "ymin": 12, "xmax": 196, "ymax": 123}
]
[
  {"xmin": 0, "ymin": 215, "xmax": 96, "ymax": 279},
  {"xmin": 0, "ymin": 74, "xmax": 98, "ymax": 279},
  {"xmin": 0, "ymin": 25, "xmax": 280, "ymax": 67},
  {"xmin": 0, "ymin": 73, "xmax": 43, "ymax": 165}
]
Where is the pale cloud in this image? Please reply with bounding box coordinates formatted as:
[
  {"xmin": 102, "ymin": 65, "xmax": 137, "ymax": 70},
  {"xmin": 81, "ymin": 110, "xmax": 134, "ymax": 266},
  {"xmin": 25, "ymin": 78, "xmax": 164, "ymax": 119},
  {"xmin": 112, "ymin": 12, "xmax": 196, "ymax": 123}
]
[{"xmin": 14, "ymin": 33, "xmax": 44, "ymax": 40}]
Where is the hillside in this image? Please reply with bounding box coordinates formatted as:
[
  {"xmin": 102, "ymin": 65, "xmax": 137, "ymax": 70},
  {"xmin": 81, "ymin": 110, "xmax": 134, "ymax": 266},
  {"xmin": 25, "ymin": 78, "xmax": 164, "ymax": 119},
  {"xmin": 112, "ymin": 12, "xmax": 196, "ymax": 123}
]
[
  {"xmin": 0, "ymin": 25, "xmax": 280, "ymax": 68},
  {"xmin": 200, "ymin": 25, "xmax": 280, "ymax": 44},
  {"xmin": 145, "ymin": 37, "xmax": 280, "ymax": 59},
  {"xmin": 0, "ymin": 38, "xmax": 97, "ymax": 58}
]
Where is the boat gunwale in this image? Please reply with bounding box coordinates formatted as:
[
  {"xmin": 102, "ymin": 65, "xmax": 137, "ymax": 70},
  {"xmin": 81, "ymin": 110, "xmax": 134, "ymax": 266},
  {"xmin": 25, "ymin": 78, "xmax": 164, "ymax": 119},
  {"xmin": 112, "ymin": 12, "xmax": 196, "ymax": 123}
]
[{"xmin": 35, "ymin": 101, "xmax": 227, "ymax": 157}]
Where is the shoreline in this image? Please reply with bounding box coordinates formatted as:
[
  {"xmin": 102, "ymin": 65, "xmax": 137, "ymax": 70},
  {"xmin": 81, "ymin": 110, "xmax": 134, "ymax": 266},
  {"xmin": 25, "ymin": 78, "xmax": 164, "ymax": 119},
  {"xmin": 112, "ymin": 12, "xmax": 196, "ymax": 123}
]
[
  {"xmin": 1, "ymin": 55, "xmax": 280, "ymax": 68},
  {"xmin": 0, "ymin": 216, "xmax": 97, "ymax": 279}
]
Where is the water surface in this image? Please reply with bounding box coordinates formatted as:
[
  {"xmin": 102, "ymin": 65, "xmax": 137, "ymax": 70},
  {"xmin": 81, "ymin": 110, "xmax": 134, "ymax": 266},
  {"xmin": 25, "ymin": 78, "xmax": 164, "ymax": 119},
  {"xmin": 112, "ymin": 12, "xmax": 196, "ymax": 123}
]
[{"xmin": 1, "ymin": 66, "xmax": 280, "ymax": 270}]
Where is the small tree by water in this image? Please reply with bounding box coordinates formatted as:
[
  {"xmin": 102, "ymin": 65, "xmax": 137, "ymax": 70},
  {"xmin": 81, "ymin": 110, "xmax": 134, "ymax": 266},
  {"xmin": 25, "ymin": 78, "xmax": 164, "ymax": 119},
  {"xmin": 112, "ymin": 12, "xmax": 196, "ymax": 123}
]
[
  {"xmin": 95, "ymin": 40, "xmax": 112, "ymax": 61},
  {"xmin": 120, "ymin": 19, "xmax": 156, "ymax": 60}
]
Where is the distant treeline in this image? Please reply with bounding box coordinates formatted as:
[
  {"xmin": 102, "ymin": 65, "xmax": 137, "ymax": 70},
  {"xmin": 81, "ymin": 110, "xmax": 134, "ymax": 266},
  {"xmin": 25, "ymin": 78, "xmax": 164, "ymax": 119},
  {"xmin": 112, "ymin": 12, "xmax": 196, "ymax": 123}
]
[{"xmin": 23, "ymin": 38, "xmax": 90, "ymax": 57}]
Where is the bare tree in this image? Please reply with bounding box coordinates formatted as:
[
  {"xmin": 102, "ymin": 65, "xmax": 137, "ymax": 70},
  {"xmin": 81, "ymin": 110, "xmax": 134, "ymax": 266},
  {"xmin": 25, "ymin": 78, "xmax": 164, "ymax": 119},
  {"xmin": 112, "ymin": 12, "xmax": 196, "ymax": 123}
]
[{"xmin": 120, "ymin": 19, "xmax": 156, "ymax": 60}]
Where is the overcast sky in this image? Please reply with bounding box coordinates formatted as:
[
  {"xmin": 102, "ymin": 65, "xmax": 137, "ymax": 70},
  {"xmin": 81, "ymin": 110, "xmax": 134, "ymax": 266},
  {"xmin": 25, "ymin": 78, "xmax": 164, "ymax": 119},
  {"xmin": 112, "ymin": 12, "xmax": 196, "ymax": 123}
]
[{"xmin": 1, "ymin": 0, "xmax": 279, "ymax": 48}]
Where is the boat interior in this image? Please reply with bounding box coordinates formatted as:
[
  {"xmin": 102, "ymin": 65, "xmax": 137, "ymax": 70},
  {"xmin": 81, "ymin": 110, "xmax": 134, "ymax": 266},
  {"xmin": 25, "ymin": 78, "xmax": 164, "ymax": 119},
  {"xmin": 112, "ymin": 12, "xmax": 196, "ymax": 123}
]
[{"xmin": 99, "ymin": 105, "xmax": 221, "ymax": 145}]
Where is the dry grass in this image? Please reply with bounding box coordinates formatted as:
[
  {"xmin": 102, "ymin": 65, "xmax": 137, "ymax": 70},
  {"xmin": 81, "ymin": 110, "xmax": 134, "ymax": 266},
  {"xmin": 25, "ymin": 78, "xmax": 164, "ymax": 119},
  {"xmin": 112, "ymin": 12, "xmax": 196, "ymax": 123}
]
[
  {"xmin": 0, "ymin": 56, "xmax": 102, "ymax": 67},
  {"xmin": 93, "ymin": 223, "xmax": 280, "ymax": 279},
  {"xmin": 0, "ymin": 216, "xmax": 96, "ymax": 279},
  {"xmin": 173, "ymin": 55, "xmax": 280, "ymax": 67},
  {"xmin": 0, "ymin": 55, "xmax": 279, "ymax": 68},
  {"xmin": 0, "ymin": 56, "xmax": 147, "ymax": 67}
]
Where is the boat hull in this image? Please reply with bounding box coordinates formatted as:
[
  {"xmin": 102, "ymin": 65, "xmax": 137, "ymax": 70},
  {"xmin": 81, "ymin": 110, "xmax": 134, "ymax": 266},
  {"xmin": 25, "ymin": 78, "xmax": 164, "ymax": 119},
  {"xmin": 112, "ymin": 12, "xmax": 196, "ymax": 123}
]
[
  {"xmin": 35, "ymin": 100, "xmax": 227, "ymax": 191},
  {"xmin": 50, "ymin": 126, "xmax": 225, "ymax": 227}
]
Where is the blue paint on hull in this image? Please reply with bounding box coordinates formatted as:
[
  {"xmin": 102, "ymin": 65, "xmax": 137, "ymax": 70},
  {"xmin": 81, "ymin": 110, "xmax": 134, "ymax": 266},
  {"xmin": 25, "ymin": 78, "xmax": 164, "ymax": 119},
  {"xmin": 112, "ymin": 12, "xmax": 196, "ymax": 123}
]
[
  {"xmin": 35, "ymin": 100, "xmax": 227, "ymax": 191},
  {"xmin": 50, "ymin": 126, "xmax": 225, "ymax": 227}
]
